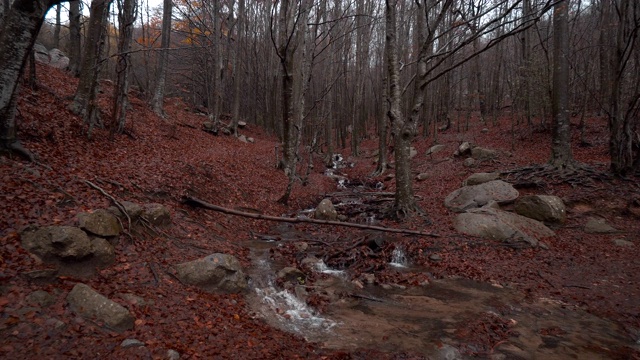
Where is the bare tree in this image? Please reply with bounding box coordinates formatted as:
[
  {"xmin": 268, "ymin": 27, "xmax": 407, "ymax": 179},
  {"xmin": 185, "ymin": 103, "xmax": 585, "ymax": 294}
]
[
  {"xmin": 0, "ymin": 0, "xmax": 62, "ymax": 160},
  {"xmin": 150, "ymin": 0, "xmax": 172, "ymax": 117},
  {"xmin": 230, "ymin": 0, "xmax": 245, "ymax": 136},
  {"xmin": 53, "ymin": 3, "xmax": 61, "ymax": 48},
  {"xmin": 549, "ymin": 0, "xmax": 573, "ymax": 167},
  {"xmin": 112, "ymin": 0, "xmax": 137, "ymax": 133},
  {"xmin": 68, "ymin": 0, "xmax": 82, "ymax": 76}
]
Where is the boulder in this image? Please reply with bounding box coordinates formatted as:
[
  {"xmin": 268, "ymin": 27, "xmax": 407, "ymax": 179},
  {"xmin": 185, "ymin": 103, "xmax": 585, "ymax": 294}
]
[
  {"xmin": 471, "ymin": 147, "xmax": 498, "ymax": 160},
  {"xmin": 247, "ymin": 137, "xmax": 255, "ymax": 143},
  {"xmin": 237, "ymin": 121, "xmax": 247, "ymax": 128},
  {"xmin": 454, "ymin": 142, "xmax": 472, "ymax": 157},
  {"xmin": 67, "ymin": 283, "xmax": 134, "ymax": 332},
  {"xmin": 238, "ymin": 135, "xmax": 248, "ymax": 143},
  {"xmin": 78, "ymin": 209, "xmax": 121, "ymax": 237},
  {"xmin": 454, "ymin": 207, "xmax": 554, "ymax": 247},
  {"xmin": 444, "ymin": 180, "xmax": 519, "ymax": 213},
  {"xmin": 142, "ymin": 203, "xmax": 171, "ymax": 226},
  {"xmin": 26, "ymin": 290, "xmax": 56, "ymax": 308},
  {"xmin": 415, "ymin": 173, "xmax": 430, "ymax": 181},
  {"xmin": 48, "ymin": 48, "xmax": 69, "ymax": 69},
  {"xmin": 409, "ymin": 147, "xmax": 418, "ymax": 159},
  {"xmin": 462, "ymin": 158, "xmax": 476, "ymax": 168},
  {"xmin": 277, "ymin": 267, "xmax": 305, "ymax": 285},
  {"xmin": 175, "ymin": 253, "xmax": 248, "ymax": 293},
  {"xmin": 613, "ymin": 239, "xmax": 634, "ymax": 247},
  {"xmin": 584, "ymin": 218, "xmax": 618, "ymax": 234},
  {"xmin": 462, "ymin": 172, "xmax": 500, "ymax": 186},
  {"xmin": 314, "ymin": 199, "xmax": 338, "ymax": 221},
  {"xmin": 21, "ymin": 225, "xmax": 92, "ymax": 261},
  {"xmin": 33, "ymin": 43, "xmax": 49, "ymax": 63},
  {"xmin": 515, "ymin": 195, "xmax": 566, "ymax": 224},
  {"xmin": 108, "ymin": 201, "xmax": 143, "ymax": 221},
  {"xmin": 426, "ymin": 144, "xmax": 445, "ymax": 157},
  {"xmin": 91, "ymin": 237, "xmax": 116, "ymax": 266}
]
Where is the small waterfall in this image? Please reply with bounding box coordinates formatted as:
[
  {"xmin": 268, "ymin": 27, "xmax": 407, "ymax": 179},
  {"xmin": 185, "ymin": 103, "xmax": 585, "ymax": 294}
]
[
  {"xmin": 314, "ymin": 260, "xmax": 346, "ymax": 277},
  {"xmin": 389, "ymin": 247, "xmax": 408, "ymax": 268}
]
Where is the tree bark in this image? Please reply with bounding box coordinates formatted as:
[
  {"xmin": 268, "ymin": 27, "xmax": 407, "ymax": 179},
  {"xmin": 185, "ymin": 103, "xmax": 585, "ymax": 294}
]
[
  {"xmin": 69, "ymin": 0, "xmax": 112, "ymax": 139},
  {"xmin": 53, "ymin": 3, "xmax": 61, "ymax": 48},
  {"xmin": 68, "ymin": 0, "xmax": 82, "ymax": 77},
  {"xmin": 231, "ymin": 0, "xmax": 245, "ymax": 136},
  {"xmin": 150, "ymin": 0, "xmax": 172, "ymax": 117},
  {"xmin": 549, "ymin": 0, "xmax": 573, "ymax": 167},
  {"xmin": 0, "ymin": 0, "xmax": 57, "ymax": 158},
  {"xmin": 112, "ymin": 0, "xmax": 137, "ymax": 134}
]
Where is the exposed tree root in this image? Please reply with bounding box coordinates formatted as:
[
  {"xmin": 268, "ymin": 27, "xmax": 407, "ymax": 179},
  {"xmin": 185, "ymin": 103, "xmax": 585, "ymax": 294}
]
[
  {"xmin": 500, "ymin": 162, "xmax": 611, "ymax": 188},
  {"xmin": 2, "ymin": 141, "xmax": 36, "ymax": 162}
]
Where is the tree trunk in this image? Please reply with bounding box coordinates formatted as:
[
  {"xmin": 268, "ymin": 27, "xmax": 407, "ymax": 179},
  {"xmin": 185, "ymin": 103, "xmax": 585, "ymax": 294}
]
[
  {"xmin": 208, "ymin": 0, "xmax": 221, "ymax": 126},
  {"xmin": 68, "ymin": 0, "xmax": 82, "ymax": 77},
  {"xmin": 150, "ymin": 0, "xmax": 172, "ymax": 117},
  {"xmin": 0, "ymin": 0, "xmax": 56, "ymax": 159},
  {"xmin": 231, "ymin": 0, "xmax": 245, "ymax": 136},
  {"xmin": 69, "ymin": 0, "xmax": 112, "ymax": 139},
  {"xmin": 112, "ymin": 0, "xmax": 137, "ymax": 134},
  {"xmin": 53, "ymin": 3, "xmax": 61, "ymax": 49},
  {"xmin": 549, "ymin": 0, "xmax": 573, "ymax": 167}
]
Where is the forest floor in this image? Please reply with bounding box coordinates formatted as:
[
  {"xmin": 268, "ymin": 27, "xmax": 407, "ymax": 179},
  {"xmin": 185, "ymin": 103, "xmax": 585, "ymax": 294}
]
[{"xmin": 1, "ymin": 64, "xmax": 639, "ymax": 359}]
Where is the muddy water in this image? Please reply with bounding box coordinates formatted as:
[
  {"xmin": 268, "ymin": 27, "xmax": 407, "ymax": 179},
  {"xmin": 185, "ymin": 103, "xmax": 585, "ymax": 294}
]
[{"xmin": 244, "ymin": 236, "xmax": 637, "ymax": 359}]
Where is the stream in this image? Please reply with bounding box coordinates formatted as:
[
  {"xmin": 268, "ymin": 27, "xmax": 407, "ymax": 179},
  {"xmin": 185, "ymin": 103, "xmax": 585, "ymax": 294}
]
[{"xmin": 244, "ymin": 155, "xmax": 638, "ymax": 359}]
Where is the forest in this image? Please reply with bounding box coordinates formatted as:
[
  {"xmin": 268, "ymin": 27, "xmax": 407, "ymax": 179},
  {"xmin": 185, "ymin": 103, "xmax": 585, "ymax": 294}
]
[{"xmin": 0, "ymin": 0, "xmax": 639, "ymax": 359}]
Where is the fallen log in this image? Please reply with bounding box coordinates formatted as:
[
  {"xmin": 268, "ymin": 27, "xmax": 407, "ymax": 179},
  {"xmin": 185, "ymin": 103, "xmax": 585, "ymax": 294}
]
[{"xmin": 183, "ymin": 196, "xmax": 440, "ymax": 238}]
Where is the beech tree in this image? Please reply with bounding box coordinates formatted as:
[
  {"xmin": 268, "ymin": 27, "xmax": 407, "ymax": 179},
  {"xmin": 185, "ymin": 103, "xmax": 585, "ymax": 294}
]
[
  {"xmin": 68, "ymin": 0, "xmax": 82, "ymax": 76},
  {"xmin": 112, "ymin": 0, "xmax": 138, "ymax": 133},
  {"xmin": 150, "ymin": 0, "xmax": 172, "ymax": 117},
  {"xmin": 0, "ymin": 0, "xmax": 63, "ymax": 159}
]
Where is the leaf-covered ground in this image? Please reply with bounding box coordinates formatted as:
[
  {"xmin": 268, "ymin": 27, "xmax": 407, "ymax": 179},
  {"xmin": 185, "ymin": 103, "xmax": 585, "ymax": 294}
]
[{"xmin": 1, "ymin": 64, "xmax": 639, "ymax": 359}]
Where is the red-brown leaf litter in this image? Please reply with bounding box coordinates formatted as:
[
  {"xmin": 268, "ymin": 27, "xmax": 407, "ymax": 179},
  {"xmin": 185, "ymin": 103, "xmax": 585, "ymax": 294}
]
[{"xmin": 1, "ymin": 64, "xmax": 639, "ymax": 359}]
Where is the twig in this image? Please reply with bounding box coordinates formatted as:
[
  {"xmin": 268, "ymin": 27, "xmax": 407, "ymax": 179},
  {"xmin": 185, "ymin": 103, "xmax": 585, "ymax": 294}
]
[
  {"xmin": 184, "ymin": 196, "xmax": 440, "ymax": 238},
  {"xmin": 148, "ymin": 262, "xmax": 160, "ymax": 286},
  {"xmin": 537, "ymin": 270, "xmax": 556, "ymax": 288},
  {"xmin": 85, "ymin": 180, "xmax": 132, "ymax": 231},
  {"xmin": 563, "ymin": 284, "xmax": 591, "ymax": 290}
]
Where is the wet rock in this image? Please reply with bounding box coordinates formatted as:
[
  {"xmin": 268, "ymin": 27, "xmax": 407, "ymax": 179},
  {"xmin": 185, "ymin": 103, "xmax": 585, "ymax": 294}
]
[
  {"xmin": 463, "ymin": 158, "xmax": 476, "ymax": 168},
  {"xmin": 613, "ymin": 239, "xmax": 634, "ymax": 247},
  {"xmin": 67, "ymin": 283, "xmax": 134, "ymax": 332},
  {"xmin": 293, "ymin": 242, "xmax": 309, "ymax": 252},
  {"xmin": 445, "ymin": 180, "xmax": 519, "ymax": 213},
  {"xmin": 453, "ymin": 207, "xmax": 554, "ymax": 248},
  {"xmin": 78, "ymin": 209, "xmax": 121, "ymax": 237},
  {"xmin": 416, "ymin": 173, "xmax": 430, "ymax": 181},
  {"xmin": 121, "ymin": 339, "xmax": 145, "ymax": 348},
  {"xmin": 175, "ymin": 253, "xmax": 248, "ymax": 293},
  {"xmin": 314, "ymin": 199, "xmax": 337, "ymax": 221},
  {"xmin": 584, "ymin": 217, "xmax": 618, "ymax": 234},
  {"xmin": 108, "ymin": 201, "xmax": 143, "ymax": 221},
  {"xmin": 515, "ymin": 195, "xmax": 566, "ymax": 224},
  {"xmin": 26, "ymin": 290, "xmax": 56, "ymax": 308},
  {"xmin": 21, "ymin": 225, "xmax": 92, "ymax": 262},
  {"xmin": 362, "ymin": 273, "xmax": 376, "ymax": 284},
  {"xmin": 462, "ymin": 172, "xmax": 500, "ymax": 186},
  {"xmin": 277, "ymin": 267, "xmax": 305, "ymax": 285},
  {"xmin": 142, "ymin": 203, "xmax": 171, "ymax": 226},
  {"xmin": 426, "ymin": 144, "xmax": 445, "ymax": 157},
  {"xmin": 301, "ymin": 256, "xmax": 321, "ymax": 269},
  {"xmin": 471, "ymin": 147, "xmax": 498, "ymax": 160}
]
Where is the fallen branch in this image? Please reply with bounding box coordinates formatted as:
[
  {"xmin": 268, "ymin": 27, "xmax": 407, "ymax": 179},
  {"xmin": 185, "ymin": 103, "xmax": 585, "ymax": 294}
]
[{"xmin": 183, "ymin": 196, "xmax": 440, "ymax": 238}]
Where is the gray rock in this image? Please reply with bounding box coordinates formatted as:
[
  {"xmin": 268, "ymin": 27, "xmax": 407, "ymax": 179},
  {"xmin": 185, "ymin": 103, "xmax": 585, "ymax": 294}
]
[
  {"xmin": 584, "ymin": 217, "xmax": 618, "ymax": 234},
  {"xmin": 463, "ymin": 158, "xmax": 476, "ymax": 168},
  {"xmin": 614, "ymin": 239, "xmax": 634, "ymax": 247},
  {"xmin": 67, "ymin": 283, "xmax": 134, "ymax": 332},
  {"xmin": 453, "ymin": 207, "xmax": 555, "ymax": 247},
  {"xmin": 142, "ymin": 203, "xmax": 171, "ymax": 226},
  {"xmin": 108, "ymin": 201, "xmax": 143, "ymax": 220},
  {"xmin": 118, "ymin": 293, "xmax": 147, "ymax": 306},
  {"xmin": 26, "ymin": 290, "xmax": 56, "ymax": 308},
  {"xmin": 445, "ymin": 180, "xmax": 519, "ymax": 213},
  {"xmin": 409, "ymin": 147, "xmax": 418, "ymax": 159},
  {"xmin": 481, "ymin": 128, "xmax": 489, "ymax": 133},
  {"xmin": 455, "ymin": 142, "xmax": 472, "ymax": 157},
  {"xmin": 426, "ymin": 144, "xmax": 445, "ymax": 157},
  {"xmin": 48, "ymin": 48, "xmax": 69, "ymax": 69},
  {"xmin": 78, "ymin": 209, "xmax": 121, "ymax": 237},
  {"xmin": 121, "ymin": 339, "xmax": 145, "ymax": 348},
  {"xmin": 247, "ymin": 137, "xmax": 255, "ymax": 143},
  {"xmin": 515, "ymin": 195, "xmax": 566, "ymax": 224},
  {"xmin": 314, "ymin": 199, "xmax": 338, "ymax": 221},
  {"xmin": 429, "ymin": 254, "xmax": 442, "ymax": 262},
  {"xmin": 462, "ymin": 172, "xmax": 500, "ymax": 186},
  {"xmin": 175, "ymin": 253, "xmax": 248, "ymax": 293},
  {"xmin": 33, "ymin": 43, "xmax": 49, "ymax": 63},
  {"xmin": 167, "ymin": 349, "xmax": 180, "ymax": 360},
  {"xmin": 238, "ymin": 135, "xmax": 248, "ymax": 143},
  {"xmin": 277, "ymin": 267, "xmax": 305, "ymax": 284},
  {"xmin": 471, "ymin": 147, "xmax": 498, "ymax": 160},
  {"xmin": 237, "ymin": 121, "xmax": 247, "ymax": 128},
  {"xmin": 90, "ymin": 237, "xmax": 116, "ymax": 266},
  {"xmin": 416, "ymin": 173, "xmax": 430, "ymax": 181},
  {"xmin": 21, "ymin": 226, "xmax": 92, "ymax": 262}
]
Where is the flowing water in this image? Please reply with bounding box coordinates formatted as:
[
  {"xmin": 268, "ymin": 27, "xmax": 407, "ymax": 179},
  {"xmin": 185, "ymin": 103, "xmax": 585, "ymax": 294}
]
[{"xmin": 243, "ymin": 155, "xmax": 639, "ymax": 358}]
